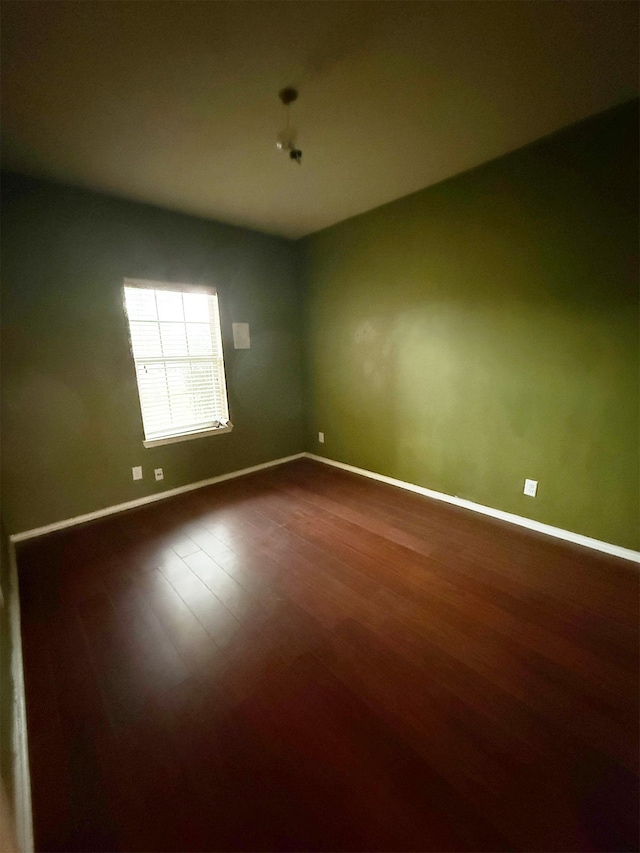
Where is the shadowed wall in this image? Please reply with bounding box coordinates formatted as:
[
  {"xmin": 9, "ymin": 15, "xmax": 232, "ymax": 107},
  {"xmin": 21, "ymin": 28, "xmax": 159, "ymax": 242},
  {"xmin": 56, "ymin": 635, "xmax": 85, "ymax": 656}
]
[{"xmin": 1, "ymin": 177, "xmax": 305, "ymax": 533}]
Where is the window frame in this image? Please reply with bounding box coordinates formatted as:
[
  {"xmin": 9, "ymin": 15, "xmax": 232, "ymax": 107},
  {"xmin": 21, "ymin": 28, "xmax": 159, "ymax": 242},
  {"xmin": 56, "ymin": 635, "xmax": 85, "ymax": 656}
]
[{"xmin": 123, "ymin": 278, "xmax": 233, "ymax": 448}]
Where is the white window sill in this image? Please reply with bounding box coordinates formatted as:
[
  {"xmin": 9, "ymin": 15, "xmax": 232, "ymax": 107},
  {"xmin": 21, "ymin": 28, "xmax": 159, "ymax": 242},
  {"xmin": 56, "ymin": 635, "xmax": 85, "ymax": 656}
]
[{"xmin": 143, "ymin": 422, "xmax": 233, "ymax": 448}]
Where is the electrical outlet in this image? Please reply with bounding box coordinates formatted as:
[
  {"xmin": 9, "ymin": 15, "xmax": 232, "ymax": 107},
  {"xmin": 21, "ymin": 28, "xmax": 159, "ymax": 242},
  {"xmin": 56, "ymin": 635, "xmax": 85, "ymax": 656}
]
[
  {"xmin": 524, "ymin": 478, "xmax": 538, "ymax": 497},
  {"xmin": 132, "ymin": 466, "xmax": 143, "ymax": 481},
  {"xmin": 154, "ymin": 468, "xmax": 164, "ymax": 481},
  {"xmin": 318, "ymin": 432, "xmax": 325, "ymax": 443}
]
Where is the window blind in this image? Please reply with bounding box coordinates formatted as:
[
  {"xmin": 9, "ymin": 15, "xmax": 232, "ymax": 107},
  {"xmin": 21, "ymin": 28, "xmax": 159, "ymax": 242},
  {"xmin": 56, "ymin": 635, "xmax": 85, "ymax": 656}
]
[{"xmin": 124, "ymin": 283, "xmax": 230, "ymax": 442}]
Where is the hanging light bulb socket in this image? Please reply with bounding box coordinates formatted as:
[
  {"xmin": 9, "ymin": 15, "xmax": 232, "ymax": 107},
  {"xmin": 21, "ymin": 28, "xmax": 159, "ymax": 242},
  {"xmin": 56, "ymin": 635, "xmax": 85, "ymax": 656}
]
[
  {"xmin": 276, "ymin": 87, "xmax": 302, "ymax": 165},
  {"xmin": 279, "ymin": 87, "xmax": 298, "ymax": 106}
]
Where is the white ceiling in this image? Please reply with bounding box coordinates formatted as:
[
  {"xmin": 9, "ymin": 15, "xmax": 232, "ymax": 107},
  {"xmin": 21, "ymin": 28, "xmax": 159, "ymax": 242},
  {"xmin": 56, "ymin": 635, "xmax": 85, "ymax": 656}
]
[{"xmin": 1, "ymin": 1, "xmax": 638, "ymax": 239}]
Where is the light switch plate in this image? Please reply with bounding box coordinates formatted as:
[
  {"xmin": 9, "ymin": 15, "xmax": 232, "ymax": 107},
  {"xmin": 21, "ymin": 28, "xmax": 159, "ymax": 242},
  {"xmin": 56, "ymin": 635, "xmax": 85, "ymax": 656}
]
[{"xmin": 318, "ymin": 432, "xmax": 325, "ymax": 443}]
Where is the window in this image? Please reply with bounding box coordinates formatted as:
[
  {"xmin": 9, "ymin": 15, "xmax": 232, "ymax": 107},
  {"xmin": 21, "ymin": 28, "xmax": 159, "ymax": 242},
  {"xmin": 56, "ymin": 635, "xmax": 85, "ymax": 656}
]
[{"xmin": 123, "ymin": 279, "xmax": 232, "ymax": 447}]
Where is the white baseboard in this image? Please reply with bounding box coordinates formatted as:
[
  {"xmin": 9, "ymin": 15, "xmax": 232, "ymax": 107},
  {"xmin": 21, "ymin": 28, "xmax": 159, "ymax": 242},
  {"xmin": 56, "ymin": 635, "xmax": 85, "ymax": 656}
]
[
  {"xmin": 9, "ymin": 450, "xmax": 639, "ymax": 564},
  {"xmin": 306, "ymin": 453, "xmax": 640, "ymax": 564},
  {"xmin": 9, "ymin": 453, "xmax": 306, "ymax": 544},
  {"xmin": 7, "ymin": 539, "xmax": 34, "ymax": 853}
]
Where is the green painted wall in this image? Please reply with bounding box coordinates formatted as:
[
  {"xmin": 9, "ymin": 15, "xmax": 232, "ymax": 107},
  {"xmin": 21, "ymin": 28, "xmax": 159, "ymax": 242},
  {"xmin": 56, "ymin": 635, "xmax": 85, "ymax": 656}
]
[
  {"xmin": 1, "ymin": 175, "xmax": 305, "ymax": 533},
  {"xmin": 303, "ymin": 101, "xmax": 639, "ymax": 550}
]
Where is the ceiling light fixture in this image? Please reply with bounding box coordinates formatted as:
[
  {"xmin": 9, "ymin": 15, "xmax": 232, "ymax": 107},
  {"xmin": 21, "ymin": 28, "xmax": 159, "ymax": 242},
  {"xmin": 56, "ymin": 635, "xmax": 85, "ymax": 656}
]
[{"xmin": 276, "ymin": 87, "xmax": 302, "ymax": 165}]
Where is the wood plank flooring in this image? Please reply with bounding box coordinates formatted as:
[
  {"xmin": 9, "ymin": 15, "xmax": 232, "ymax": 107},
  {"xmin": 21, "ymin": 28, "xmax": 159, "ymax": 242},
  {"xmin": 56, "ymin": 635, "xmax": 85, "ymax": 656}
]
[{"xmin": 17, "ymin": 458, "xmax": 639, "ymax": 852}]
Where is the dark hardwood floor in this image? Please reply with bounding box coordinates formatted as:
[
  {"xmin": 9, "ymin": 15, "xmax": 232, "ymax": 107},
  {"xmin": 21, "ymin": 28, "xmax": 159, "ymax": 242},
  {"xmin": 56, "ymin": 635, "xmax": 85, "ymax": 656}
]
[{"xmin": 17, "ymin": 458, "xmax": 639, "ymax": 852}]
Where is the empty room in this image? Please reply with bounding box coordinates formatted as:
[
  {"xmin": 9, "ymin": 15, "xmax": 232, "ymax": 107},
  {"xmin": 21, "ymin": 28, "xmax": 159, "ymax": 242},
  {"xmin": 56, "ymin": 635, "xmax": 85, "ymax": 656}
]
[{"xmin": 1, "ymin": 2, "xmax": 638, "ymax": 851}]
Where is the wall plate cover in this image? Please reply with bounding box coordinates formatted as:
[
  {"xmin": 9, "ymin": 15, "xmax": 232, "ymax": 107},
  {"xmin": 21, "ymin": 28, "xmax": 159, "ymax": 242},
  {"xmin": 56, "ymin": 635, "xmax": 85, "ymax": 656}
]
[
  {"xmin": 232, "ymin": 323, "xmax": 250, "ymax": 349},
  {"xmin": 132, "ymin": 466, "xmax": 143, "ymax": 481},
  {"xmin": 524, "ymin": 478, "xmax": 538, "ymax": 497}
]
